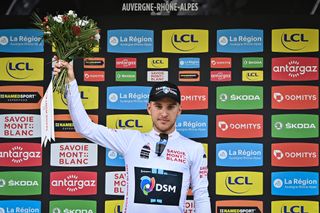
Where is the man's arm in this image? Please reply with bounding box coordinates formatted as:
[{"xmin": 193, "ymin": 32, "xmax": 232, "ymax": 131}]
[
  {"xmin": 54, "ymin": 60, "xmax": 137, "ymax": 156},
  {"xmin": 190, "ymin": 143, "xmax": 211, "ymax": 212}
]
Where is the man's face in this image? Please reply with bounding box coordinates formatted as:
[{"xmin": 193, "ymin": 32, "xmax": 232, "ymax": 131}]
[{"xmin": 147, "ymin": 97, "xmax": 182, "ymax": 134}]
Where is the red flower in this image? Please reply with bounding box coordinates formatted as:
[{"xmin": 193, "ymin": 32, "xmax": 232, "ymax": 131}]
[
  {"xmin": 71, "ymin": 26, "xmax": 81, "ymax": 36},
  {"xmin": 62, "ymin": 15, "xmax": 69, "ymax": 22},
  {"xmin": 43, "ymin": 16, "xmax": 48, "ymax": 23}
]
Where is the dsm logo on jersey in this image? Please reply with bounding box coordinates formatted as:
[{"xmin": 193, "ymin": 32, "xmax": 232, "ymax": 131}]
[
  {"xmin": 217, "ymin": 29, "xmax": 263, "ymax": 53},
  {"xmin": 107, "ymin": 29, "xmax": 154, "ymax": 53},
  {"xmin": 107, "ymin": 86, "xmax": 151, "ymax": 110},
  {"xmin": 272, "ymin": 172, "xmax": 319, "ymax": 196},
  {"xmin": 176, "ymin": 114, "xmax": 208, "ymax": 138},
  {"xmin": 216, "ymin": 143, "xmax": 263, "ymax": 167},
  {"xmin": 0, "ymin": 29, "xmax": 43, "ymax": 53}
]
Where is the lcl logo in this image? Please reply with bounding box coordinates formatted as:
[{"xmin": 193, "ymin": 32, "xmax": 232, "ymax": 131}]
[
  {"xmin": 172, "ymin": 34, "xmax": 199, "ymax": 43},
  {"xmin": 281, "ymin": 206, "xmax": 308, "ymax": 213},
  {"xmin": 228, "ymin": 176, "xmax": 253, "ymax": 185},
  {"xmin": 116, "ymin": 119, "xmax": 143, "ymax": 128},
  {"xmin": 6, "ymin": 62, "xmax": 34, "ymax": 71},
  {"xmin": 114, "ymin": 205, "xmax": 122, "ymax": 213},
  {"xmin": 282, "ymin": 34, "xmax": 309, "ymax": 42},
  {"xmin": 152, "ymin": 60, "xmax": 164, "ymax": 65}
]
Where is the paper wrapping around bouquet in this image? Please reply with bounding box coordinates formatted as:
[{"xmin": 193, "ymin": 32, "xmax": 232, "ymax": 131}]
[{"xmin": 40, "ymin": 81, "xmax": 55, "ymax": 147}]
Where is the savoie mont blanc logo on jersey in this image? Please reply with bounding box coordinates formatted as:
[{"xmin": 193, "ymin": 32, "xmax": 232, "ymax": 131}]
[
  {"xmin": 176, "ymin": 114, "xmax": 208, "ymax": 138},
  {"xmin": 0, "ymin": 57, "xmax": 44, "ymax": 81},
  {"xmin": 0, "ymin": 114, "xmax": 41, "ymax": 138},
  {"xmin": 179, "ymin": 57, "xmax": 200, "ymax": 69},
  {"xmin": 217, "ymin": 29, "xmax": 263, "ymax": 53},
  {"xmin": 272, "ymin": 200, "xmax": 319, "ymax": 213},
  {"xmin": 0, "ymin": 143, "xmax": 42, "ymax": 167},
  {"xmin": 272, "ymin": 28, "xmax": 319, "ymax": 52},
  {"xmin": 216, "ymin": 171, "xmax": 263, "ymax": 196},
  {"xmin": 272, "ymin": 114, "xmax": 319, "ymax": 138},
  {"xmin": 0, "ymin": 29, "xmax": 43, "ymax": 53},
  {"xmin": 0, "ymin": 171, "xmax": 41, "ymax": 195},
  {"xmin": 106, "ymin": 114, "xmax": 152, "ymax": 133},
  {"xmin": 50, "ymin": 200, "xmax": 97, "ymax": 213},
  {"xmin": 162, "ymin": 29, "xmax": 208, "ymax": 53},
  {"xmin": 217, "ymin": 86, "xmax": 263, "ymax": 110},
  {"xmin": 107, "ymin": 29, "xmax": 154, "ymax": 53},
  {"xmin": 0, "ymin": 200, "xmax": 41, "ymax": 213},
  {"xmin": 272, "ymin": 86, "xmax": 319, "ymax": 109},
  {"xmin": 54, "ymin": 86, "xmax": 99, "ymax": 110},
  {"xmin": 50, "ymin": 143, "xmax": 98, "ymax": 167},
  {"xmin": 107, "ymin": 86, "xmax": 151, "ymax": 110},
  {"xmin": 216, "ymin": 143, "xmax": 263, "ymax": 167},
  {"xmin": 272, "ymin": 143, "xmax": 319, "ymax": 167},
  {"xmin": 272, "ymin": 172, "xmax": 319, "ymax": 196},
  {"xmin": 272, "ymin": 57, "xmax": 319, "ymax": 81}
]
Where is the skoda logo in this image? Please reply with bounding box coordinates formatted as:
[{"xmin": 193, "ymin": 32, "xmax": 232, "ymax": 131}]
[
  {"xmin": 219, "ymin": 36, "xmax": 228, "ymax": 46},
  {"xmin": 52, "ymin": 208, "xmax": 61, "ymax": 213},
  {"xmin": 109, "ymin": 36, "xmax": 119, "ymax": 46},
  {"xmin": 0, "ymin": 179, "xmax": 6, "ymax": 187},
  {"xmin": 219, "ymin": 94, "xmax": 228, "ymax": 102},
  {"xmin": 274, "ymin": 122, "xmax": 283, "ymax": 130}
]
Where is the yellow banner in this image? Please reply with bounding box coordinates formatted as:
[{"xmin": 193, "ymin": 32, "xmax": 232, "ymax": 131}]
[
  {"xmin": 147, "ymin": 57, "xmax": 169, "ymax": 69},
  {"xmin": 272, "ymin": 28, "xmax": 319, "ymax": 52},
  {"xmin": 105, "ymin": 200, "xmax": 124, "ymax": 213},
  {"xmin": 54, "ymin": 86, "xmax": 99, "ymax": 110},
  {"xmin": 162, "ymin": 29, "xmax": 208, "ymax": 53},
  {"xmin": 216, "ymin": 171, "xmax": 263, "ymax": 196},
  {"xmin": 242, "ymin": 70, "xmax": 263, "ymax": 82},
  {"xmin": 106, "ymin": 114, "xmax": 153, "ymax": 133},
  {"xmin": 272, "ymin": 200, "xmax": 319, "ymax": 213},
  {"xmin": 0, "ymin": 57, "xmax": 44, "ymax": 81}
]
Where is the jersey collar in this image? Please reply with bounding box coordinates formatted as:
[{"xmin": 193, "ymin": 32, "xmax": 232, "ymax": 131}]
[{"xmin": 149, "ymin": 128, "xmax": 180, "ymax": 141}]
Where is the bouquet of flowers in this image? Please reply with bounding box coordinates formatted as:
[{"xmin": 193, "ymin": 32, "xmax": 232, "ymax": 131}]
[{"xmin": 32, "ymin": 10, "xmax": 100, "ymax": 94}]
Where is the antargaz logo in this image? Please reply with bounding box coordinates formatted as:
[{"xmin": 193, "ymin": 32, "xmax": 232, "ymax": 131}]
[
  {"xmin": 162, "ymin": 29, "xmax": 208, "ymax": 53},
  {"xmin": 140, "ymin": 176, "xmax": 156, "ymax": 195}
]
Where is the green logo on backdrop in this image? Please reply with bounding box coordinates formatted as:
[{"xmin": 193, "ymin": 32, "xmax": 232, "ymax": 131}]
[
  {"xmin": 217, "ymin": 86, "xmax": 263, "ymax": 110},
  {"xmin": 0, "ymin": 171, "xmax": 41, "ymax": 195},
  {"xmin": 242, "ymin": 57, "xmax": 263, "ymax": 68},
  {"xmin": 116, "ymin": 71, "xmax": 136, "ymax": 82},
  {"xmin": 50, "ymin": 200, "xmax": 96, "ymax": 213},
  {"xmin": 272, "ymin": 114, "xmax": 319, "ymax": 138}
]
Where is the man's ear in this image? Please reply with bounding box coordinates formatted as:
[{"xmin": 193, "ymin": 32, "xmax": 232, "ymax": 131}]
[
  {"xmin": 147, "ymin": 102, "xmax": 151, "ymax": 115},
  {"xmin": 177, "ymin": 104, "xmax": 182, "ymax": 115}
]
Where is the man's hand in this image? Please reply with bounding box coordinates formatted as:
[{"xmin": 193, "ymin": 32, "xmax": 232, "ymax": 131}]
[{"xmin": 53, "ymin": 56, "xmax": 75, "ymax": 82}]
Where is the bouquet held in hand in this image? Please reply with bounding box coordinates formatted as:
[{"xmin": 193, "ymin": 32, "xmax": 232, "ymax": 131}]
[{"xmin": 33, "ymin": 10, "xmax": 100, "ymax": 94}]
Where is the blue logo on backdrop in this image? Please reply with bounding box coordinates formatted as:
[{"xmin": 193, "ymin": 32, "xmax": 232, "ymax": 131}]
[
  {"xmin": 0, "ymin": 200, "xmax": 41, "ymax": 213},
  {"xmin": 0, "ymin": 29, "xmax": 44, "ymax": 53},
  {"xmin": 272, "ymin": 172, "xmax": 319, "ymax": 196},
  {"xmin": 179, "ymin": 58, "xmax": 200, "ymax": 69},
  {"xmin": 216, "ymin": 143, "xmax": 263, "ymax": 167},
  {"xmin": 176, "ymin": 114, "xmax": 208, "ymax": 138},
  {"xmin": 105, "ymin": 148, "xmax": 125, "ymax": 167},
  {"xmin": 107, "ymin": 86, "xmax": 151, "ymax": 110},
  {"xmin": 217, "ymin": 29, "xmax": 263, "ymax": 53},
  {"xmin": 107, "ymin": 29, "xmax": 154, "ymax": 53}
]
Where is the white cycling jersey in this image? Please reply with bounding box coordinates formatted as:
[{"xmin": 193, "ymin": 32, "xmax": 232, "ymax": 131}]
[{"xmin": 66, "ymin": 80, "xmax": 211, "ymax": 213}]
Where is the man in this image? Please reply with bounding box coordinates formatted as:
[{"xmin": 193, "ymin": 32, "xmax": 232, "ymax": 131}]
[{"xmin": 54, "ymin": 60, "xmax": 211, "ymax": 213}]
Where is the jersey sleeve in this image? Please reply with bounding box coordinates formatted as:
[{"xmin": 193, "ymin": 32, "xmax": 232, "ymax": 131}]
[
  {"xmin": 190, "ymin": 143, "xmax": 211, "ymax": 213},
  {"xmin": 66, "ymin": 80, "xmax": 137, "ymax": 156}
]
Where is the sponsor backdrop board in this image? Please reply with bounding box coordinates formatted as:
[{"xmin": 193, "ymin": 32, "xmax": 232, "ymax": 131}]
[{"xmin": 0, "ymin": 16, "xmax": 319, "ymax": 213}]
